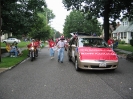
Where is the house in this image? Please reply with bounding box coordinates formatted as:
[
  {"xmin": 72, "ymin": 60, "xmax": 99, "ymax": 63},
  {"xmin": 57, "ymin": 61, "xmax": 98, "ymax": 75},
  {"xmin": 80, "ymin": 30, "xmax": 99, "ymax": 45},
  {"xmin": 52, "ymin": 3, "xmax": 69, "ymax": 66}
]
[
  {"xmin": 109, "ymin": 22, "xmax": 120, "ymax": 38},
  {"xmin": 112, "ymin": 18, "xmax": 133, "ymax": 43},
  {"xmin": 100, "ymin": 22, "xmax": 120, "ymax": 39},
  {"xmin": 0, "ymin": 33, "xmax": 12, "ymax": 42}
]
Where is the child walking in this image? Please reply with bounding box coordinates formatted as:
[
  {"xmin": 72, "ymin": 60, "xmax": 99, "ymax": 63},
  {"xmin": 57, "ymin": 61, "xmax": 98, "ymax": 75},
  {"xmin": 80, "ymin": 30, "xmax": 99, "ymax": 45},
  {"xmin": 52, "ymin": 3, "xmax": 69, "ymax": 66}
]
[{"xmin": 48, "ymin": 39, "xmax": 55, "ymax": 59}]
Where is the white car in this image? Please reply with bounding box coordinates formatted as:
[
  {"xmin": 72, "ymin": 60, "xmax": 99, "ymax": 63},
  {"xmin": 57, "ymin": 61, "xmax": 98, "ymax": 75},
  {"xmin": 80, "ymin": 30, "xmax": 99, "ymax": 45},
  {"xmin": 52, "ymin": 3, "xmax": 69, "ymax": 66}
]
[{"xmin": 3, "ymin": 38, "xmax": 21, "ymax": 44}]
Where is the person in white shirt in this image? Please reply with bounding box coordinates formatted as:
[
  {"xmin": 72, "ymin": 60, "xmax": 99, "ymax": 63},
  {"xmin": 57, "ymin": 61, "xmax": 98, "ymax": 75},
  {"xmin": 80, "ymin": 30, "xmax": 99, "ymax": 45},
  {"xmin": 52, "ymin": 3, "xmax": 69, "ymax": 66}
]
[{"xmin": 56, "ymin": 37, "xmax": 66, "ymax": 63}]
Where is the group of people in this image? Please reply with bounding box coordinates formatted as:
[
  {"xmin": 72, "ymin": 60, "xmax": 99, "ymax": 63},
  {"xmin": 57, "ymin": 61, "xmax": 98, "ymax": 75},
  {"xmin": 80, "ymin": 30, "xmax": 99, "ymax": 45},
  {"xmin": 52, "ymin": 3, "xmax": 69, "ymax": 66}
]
[
  {"xmin": 6, "ymin": 43, "xmax": 22, "ymax": 57},
  {"xmin": 48, "ymin": 36, "xmax": 67, "ymax": 63},
  {"xmin": 5, "ymin": 36, "xmax": 118, "ymax": 60},
  {"xmin": 47, "ymin": 36, "xmax": 118, "ymax": 63},
  {"xmin": 5, "ymin": 39, "xmax": 42, "ymax": 58}
]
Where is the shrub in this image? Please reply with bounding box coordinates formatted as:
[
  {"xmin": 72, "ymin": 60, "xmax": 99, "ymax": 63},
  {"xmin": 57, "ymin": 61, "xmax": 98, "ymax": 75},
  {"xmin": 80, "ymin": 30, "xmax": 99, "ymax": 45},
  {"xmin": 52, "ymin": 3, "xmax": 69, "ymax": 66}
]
[
  {"xmin": 119, "ymin": 40, "xmax": 125, "ymax": 44},
  {"xmin": 126, "ymin": 53, "xmax": 133, "ymax": 61},
  {"xmin": 130, "ymin": 39, "xmax": 133, "ymax": 46}
]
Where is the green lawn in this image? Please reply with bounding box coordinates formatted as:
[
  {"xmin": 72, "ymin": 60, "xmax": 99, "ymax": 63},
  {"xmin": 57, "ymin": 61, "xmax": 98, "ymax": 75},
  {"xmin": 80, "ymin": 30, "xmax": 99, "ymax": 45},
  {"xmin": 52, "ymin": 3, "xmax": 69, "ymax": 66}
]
[
  {"xmin": 1, "ymin": 41, "xmax": 30, "ymax": 48},
  {"xmin": 0, "ymin": 41, "xmax": 31, "ymax": 68},
  {"xmin": 118, "ymin": 44, "xmax": 133, "ymax": 52},
  {"xmin": 0, "ymin": 41, "xmax": 46, "ymax": 68},
  {"xmin": 0, "ymin": 50, "xmax": 28, "ymax": 68}
]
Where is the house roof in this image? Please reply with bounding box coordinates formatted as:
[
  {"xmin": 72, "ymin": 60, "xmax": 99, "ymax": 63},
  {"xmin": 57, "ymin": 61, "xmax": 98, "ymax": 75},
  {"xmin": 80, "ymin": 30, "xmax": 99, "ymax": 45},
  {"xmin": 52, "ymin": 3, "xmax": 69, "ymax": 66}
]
[
  {"xmin": 112, "ymin": 23, "xmax": 133, "ymax": 33},
  {"xmin": 126, "ymin": 24, "xmax": 133, "ymax": 32}
]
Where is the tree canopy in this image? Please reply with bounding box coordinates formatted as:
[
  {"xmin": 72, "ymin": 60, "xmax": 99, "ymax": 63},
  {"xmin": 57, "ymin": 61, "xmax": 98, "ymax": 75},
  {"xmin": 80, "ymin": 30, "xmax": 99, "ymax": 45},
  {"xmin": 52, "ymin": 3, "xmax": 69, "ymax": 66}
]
[
  {"xmin": 63, "ymin": 0, "xmax": 133, "ymax": 41},
  {"xmin": 1, "ymin": 0, "xmax": 55, "ymax": 40},
  {"xmin": 63, "ymin": 10, "xmax": 101, "ymax": 38}
]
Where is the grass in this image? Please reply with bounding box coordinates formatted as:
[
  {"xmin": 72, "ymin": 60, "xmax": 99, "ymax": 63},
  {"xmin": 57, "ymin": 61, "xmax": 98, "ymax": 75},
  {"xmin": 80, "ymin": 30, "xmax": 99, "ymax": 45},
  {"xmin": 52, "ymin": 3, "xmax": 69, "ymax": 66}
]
[
  {"xmin": 118, "ymin": 44, "xmax": 133, "ymax": 52},
  {"xmin": 0, "ymin": 50, "xmax": 28, "ymax": 68},
  {"xmin": 1, "ymin": 41, "xmax": 30, "ymax": 48},
  {"xmin": 0, "ymin": 41, "xmax": 46, "ymax": 68}
]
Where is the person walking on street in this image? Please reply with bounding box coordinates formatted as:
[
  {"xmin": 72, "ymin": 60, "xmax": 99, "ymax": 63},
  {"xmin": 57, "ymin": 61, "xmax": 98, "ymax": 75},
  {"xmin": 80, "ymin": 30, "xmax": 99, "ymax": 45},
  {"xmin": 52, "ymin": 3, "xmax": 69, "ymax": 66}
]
[
  {"xmin": 48, "ymin": 39, "xmax": 55, "ymax": 59},
  {"xmin": 56, "ymin": 37, "xmax": 66, "ymax": 63}
]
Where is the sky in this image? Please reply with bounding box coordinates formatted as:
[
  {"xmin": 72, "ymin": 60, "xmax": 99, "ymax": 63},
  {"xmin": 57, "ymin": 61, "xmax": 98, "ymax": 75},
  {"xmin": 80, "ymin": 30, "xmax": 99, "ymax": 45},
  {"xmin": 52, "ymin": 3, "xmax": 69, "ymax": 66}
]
[
  {"xmin": 45, "ymin": 0, "xmax": 70, "ymax": 33},
  {"xmin": 45, "ymin": 0, "xmax": 103, "ymax": 33}
]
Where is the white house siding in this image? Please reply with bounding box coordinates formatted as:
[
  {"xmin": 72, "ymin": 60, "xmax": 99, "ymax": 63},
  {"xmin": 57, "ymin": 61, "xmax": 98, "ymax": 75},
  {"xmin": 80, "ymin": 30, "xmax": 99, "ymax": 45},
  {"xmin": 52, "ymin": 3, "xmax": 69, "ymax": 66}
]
[
  {"xmin": 1, "ymin": 34, "xmax": 8, "ymax": 41},
  {"xmin": 1, "ymin": 33, "xmax": 12, "ymax": 42},
  {"xmin": 115, "ymin": 32, "xmax": 132, "ymax": 43},
  {"xmin": 112, "ymin": 19, "xmax": 133, "ymax": 44}
]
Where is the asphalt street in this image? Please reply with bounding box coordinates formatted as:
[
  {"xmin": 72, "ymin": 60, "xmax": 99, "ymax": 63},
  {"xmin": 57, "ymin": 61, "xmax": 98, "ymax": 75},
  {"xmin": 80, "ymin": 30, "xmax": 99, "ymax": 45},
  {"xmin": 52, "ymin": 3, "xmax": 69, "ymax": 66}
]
[{"xmin": 0, "ymin": 47, "xmax": 133, "ymax": 99}]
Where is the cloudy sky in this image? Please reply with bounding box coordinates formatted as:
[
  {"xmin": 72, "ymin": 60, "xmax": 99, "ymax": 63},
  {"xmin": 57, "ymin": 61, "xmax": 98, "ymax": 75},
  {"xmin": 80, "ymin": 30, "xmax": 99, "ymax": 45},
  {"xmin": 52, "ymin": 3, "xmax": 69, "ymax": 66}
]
[
  {"xmin": 45, "ymin": 0, "xmax": 70, "ymax": 33},
  {"xmin": 45, "ymin": 0, "xmax": 103, "ymax": 33}
]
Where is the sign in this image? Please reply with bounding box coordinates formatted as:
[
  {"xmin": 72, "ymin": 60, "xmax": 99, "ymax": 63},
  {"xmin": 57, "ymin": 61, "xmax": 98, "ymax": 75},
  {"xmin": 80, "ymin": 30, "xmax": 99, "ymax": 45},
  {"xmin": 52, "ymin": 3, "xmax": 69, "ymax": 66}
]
[{"xmin": 99, "ymin": 62, "xmax": 106, "ymax": 67}]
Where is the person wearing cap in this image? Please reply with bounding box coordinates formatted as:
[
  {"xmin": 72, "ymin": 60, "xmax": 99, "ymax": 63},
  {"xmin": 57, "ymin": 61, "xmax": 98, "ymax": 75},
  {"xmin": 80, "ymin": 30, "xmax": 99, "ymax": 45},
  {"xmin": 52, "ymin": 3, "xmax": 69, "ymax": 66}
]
[{"xmin": 56, "ymin": 37, "xmax": 66, "ymax": 63}]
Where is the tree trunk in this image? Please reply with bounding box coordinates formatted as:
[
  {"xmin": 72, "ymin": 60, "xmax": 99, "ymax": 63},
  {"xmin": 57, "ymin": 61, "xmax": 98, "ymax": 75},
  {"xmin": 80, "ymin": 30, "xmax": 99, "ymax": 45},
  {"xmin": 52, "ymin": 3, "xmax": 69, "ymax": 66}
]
[{"xmin": 103, "ymin": 1, "xmax": 110, "ymax": 42}]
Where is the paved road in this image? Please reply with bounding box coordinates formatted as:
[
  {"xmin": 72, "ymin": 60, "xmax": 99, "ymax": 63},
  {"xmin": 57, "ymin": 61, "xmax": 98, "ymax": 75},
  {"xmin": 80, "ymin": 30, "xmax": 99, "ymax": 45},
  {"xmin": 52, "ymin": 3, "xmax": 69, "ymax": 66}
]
[{"xmin": 0, "ymin": 47, "xmax": 133, "ymax": 99}]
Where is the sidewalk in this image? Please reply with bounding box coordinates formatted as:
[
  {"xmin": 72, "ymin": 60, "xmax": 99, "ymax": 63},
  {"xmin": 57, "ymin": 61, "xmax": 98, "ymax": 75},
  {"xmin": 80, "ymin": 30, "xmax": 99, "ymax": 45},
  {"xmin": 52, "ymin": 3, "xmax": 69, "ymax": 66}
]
[
  {"xmin": 114, "ymin": 49, "xmax": 132, "ymax": 54},
  {"xmin": 0, "ymin": 68, "xmax": 9, "ymax": 73},
  {"xmin": 114, "ymin": 49, "xmax": 132, "ymax": 59}
]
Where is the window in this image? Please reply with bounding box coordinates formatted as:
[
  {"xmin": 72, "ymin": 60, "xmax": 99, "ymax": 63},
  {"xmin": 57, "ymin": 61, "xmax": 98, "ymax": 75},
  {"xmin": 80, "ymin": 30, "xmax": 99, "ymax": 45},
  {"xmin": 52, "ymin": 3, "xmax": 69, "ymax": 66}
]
[
  {"xmin": 124, "ymin": 32, "xmax": 127, "ymax": 38},
  {"xmin": 131, "ymin": 32, "xmax": 133, "ymax": 37},
  {"xmin": 113, "ymin": 33, "xmax": 117, "ymax": 37},
  {"xmin": 123, "ymin": 21, "xmax": 128, "ymax": 26},
  {"xmin": 78, "ymin": 38, "xmax": 108, "ymax": 47},
  {"xmin": 121, "ymin": 32, "xmax": 123, "ymax": 39}
]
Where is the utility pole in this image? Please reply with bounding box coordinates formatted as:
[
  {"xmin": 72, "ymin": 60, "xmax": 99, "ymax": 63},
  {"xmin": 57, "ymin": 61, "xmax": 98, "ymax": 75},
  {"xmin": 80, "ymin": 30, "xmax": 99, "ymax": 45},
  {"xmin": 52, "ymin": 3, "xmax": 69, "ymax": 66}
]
[
  {"xmin": 54, "ymin": 30, "xmax": 56, "ymax": 42},
  {"xmin": 45, "ymin": 8, "xmax": 48, "ymax": 26}
]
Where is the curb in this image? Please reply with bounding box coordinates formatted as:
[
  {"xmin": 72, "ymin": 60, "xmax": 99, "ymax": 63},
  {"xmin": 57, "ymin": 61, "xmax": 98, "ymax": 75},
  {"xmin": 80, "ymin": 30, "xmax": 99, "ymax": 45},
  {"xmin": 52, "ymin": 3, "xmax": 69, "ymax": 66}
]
[
  {"xmin": 0, "ymin": 57, "xmax": 29, "ymax": 74},
  {"xmin": 0, "ymin": 47, "xmax": 44, "ymax": 74},
  {"xmin": 0, "ymin": 68, "xmax": 9, "ymax": 73},
  {"xmin": 114, "ymin": 49, "xmax": 132, "ymax": 54}
]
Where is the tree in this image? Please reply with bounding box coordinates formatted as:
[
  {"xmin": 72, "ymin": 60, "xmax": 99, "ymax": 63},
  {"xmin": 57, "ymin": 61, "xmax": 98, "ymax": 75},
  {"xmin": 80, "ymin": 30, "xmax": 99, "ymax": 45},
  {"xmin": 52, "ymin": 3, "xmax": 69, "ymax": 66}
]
[
  {"xmin": 63, "ymin": 0, "xmax": 133, "ymax": 41},
  {"xmin": 63, "ymin": 10, "xmax": 101, "ymax": 38},
  {"xmin": 0, "ymin": 0, "xmax": 56, "ymax": 62},
  {"xmin": 1, "ymin": 0, "xmax": 47, "ymax": 36},
  {"xmin": 28, "ymin": 8, "xmax": 55, "ymax": 40},
  {"xmin": 0, "ymin": 0, "xmax": 20, "ymax": 62}
]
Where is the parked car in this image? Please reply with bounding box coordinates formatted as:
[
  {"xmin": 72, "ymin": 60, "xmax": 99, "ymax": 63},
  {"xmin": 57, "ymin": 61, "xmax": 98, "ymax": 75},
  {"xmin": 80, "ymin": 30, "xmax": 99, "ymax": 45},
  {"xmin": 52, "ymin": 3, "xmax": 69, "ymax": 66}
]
[
  {"xmin": 67, "ymin": 32, "xmax": 119, "ymax": 71},
  {"xmin": 3, "ymin": 38, "xmax": 21, "ymax": 44}
]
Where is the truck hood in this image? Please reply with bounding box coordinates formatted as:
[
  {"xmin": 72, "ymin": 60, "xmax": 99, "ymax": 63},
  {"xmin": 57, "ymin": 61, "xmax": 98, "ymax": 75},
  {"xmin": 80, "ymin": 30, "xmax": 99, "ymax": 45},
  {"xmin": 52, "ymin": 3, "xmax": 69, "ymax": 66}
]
[{"xmin": 78, "ymin": 47, "xmax": 118, "ymax": 60}]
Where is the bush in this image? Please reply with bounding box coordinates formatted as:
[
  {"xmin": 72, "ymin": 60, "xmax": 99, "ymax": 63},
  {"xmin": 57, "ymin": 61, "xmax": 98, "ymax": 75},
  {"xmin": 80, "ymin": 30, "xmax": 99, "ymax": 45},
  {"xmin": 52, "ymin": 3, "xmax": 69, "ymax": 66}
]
[
  {"xmin": 130, "ymin": 39, "xmax": 133, "ymax": 46},
  {"xmin": 119, "ymin": 40, "xmax": 125, "ymax": 44},
  {"xmin": 126, "ymin": 53, "xmax": 133, "ymax": 61}
]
